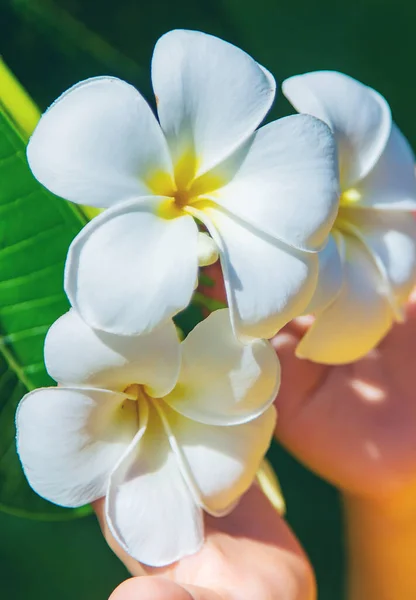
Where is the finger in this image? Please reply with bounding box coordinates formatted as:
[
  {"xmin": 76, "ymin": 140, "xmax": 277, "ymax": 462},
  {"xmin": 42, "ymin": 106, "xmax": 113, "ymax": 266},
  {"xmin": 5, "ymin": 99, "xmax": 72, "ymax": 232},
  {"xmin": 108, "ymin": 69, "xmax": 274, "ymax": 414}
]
[
  {"xmin": 175, "ymin": 486, "xmax": 315, "ymax": 600},
  {"xmin": 285, "ymin": 314, "xmax": 315, "ymax": 336},
  {"xmin": 199, "ymin": 263, "xmax": 226, "ymax": 305},
  {"xmin": 271, "ymin": 327, "xmax": 328, "ymax": 422},
  {"xmin": 94, "ymin": 486, "xmax": 315, "ymax": 599},
  {"xmin": 403, "ymin": 285, "xmax": 416, "ymax": 320},
  {"xmin": 109, "ymin": 577, "xmax": 224, "ymax": 600}
]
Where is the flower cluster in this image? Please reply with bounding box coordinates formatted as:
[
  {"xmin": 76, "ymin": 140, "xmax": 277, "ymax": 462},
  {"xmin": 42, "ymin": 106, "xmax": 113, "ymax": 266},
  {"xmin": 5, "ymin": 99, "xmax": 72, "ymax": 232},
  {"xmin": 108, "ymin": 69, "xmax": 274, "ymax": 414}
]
[
  {"xmin": 283, "ymin": 72, "xmax": 416, "ymax": 363},
  {"xmin": 15, "ymin": 30, "xmax": 416, "ymax": 566}
]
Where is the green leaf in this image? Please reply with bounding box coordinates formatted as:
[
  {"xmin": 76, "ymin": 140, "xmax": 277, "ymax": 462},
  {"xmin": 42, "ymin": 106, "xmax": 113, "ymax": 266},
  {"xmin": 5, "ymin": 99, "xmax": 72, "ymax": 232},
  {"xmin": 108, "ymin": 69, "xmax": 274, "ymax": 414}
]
[
  {"xmin": 0, "ymin": 57, "xmax": 41, "ymax": 139},
  {"xmin": 0, "ymin": 80, "xmax": 91, "ymax": 519}
]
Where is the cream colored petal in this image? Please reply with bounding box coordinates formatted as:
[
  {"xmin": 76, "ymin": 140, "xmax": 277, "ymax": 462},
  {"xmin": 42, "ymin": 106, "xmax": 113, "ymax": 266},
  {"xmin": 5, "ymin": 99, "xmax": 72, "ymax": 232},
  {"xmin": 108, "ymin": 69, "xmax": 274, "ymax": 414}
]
[
  {"xmin": 297, "ymin": 236, "xmax": 394, "ymax": 364},
  {"xmin": 165, "ymin": 309, "xmax": 280, "ymax": 425}
]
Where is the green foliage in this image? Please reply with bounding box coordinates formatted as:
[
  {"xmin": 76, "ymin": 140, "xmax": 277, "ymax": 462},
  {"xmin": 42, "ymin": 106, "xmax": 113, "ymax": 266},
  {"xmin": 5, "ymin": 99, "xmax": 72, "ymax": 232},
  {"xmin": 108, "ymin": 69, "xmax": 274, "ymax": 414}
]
[
  {"xmin": 0, "ymin": 510, "xmax": 128, "ymax": 599},
  {"xmin": 0, "ymin": 107, "xmax": 91, "ymax": 518}
]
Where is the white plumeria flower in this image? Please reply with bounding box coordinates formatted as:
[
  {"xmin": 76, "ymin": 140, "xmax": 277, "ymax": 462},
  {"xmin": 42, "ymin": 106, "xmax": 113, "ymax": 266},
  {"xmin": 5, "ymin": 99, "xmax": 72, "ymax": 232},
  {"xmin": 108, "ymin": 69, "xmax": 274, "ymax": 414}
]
[
  {"xmin": 16, "ymin": 309, "xmax": 279, "ymax": 566},
  {"xmin": 283, "ymin": 71, "xmax": 416, "ymax": 364},
  {"xmin": 27, "ymin": 30, "xmax": 339, "ymax": 340}
]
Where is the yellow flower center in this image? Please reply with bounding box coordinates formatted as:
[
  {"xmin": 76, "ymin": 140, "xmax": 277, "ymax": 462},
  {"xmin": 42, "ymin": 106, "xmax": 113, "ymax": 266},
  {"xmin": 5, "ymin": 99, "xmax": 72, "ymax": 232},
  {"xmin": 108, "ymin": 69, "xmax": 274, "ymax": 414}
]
[
  {"xmin": 145, "ymin": 150, "xmax": 226, "ymax": 219},
  {"xmin": 333, "ymin": 188, "xmax": 362, "ymax": 235},
  {"xmin": 118, "ymin": 383, "xmax": 150, "ymax": 425},
  {"xmin": 340, "ymin": 188, "xmax": 361, "ymax": 206},
  {"xmin": 123, "ymin": 383, "xmax": 145, "ymax": 401}
]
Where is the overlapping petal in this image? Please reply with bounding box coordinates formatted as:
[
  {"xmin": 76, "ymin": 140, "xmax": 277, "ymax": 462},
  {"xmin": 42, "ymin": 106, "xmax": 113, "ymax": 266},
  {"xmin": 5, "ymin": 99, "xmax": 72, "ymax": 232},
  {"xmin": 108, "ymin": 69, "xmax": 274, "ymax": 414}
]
[
  {"xmin": 341, "ymin": 207, "xmax": 416, "ymax": 307},
  {"xmin": 152, "ymin": 29, "xmax": 275, "ymax": 178},
  {"xmin": 16, "ymin": 387, "xmax": 137, "ymax": 507},
  {"xmin": 283, "ymin": 71, "xmax": 391, "ymax": 189},
  {"xmin": 159, "ymin": 402, "xmax": 276, "ymax": 516},
  {"xmin": 354, "ymin": 125, "xmax": 416, "ymax": 211},
  {"xmin": 45, "ymin": 310, "xmax": 181, "ymax": 397},
  {"xmin": 165, "ymin": 309, "xmax": 280, "ymax": 425},
  {"xmin": 106, "ymin": 402, "xmax": 203, "ymax": 566},
  {"xmin": 296, "ymin": 237, "xmax": 394, "ymax": 364},
  {"xmin": 195, "ymin": 205, "xmax": 319, "ymax": 340},
  {"xmin": 304, "ymin": 233, "xmax": 344, "ymax": 315},
  {"xmin": 65, "ymin": 198, "xmax": 199, "ymax": 335},
  {"xmin": 210, "ymin": 115, "xmax": 339, "ymax": 251},
  {"xmin": 27, "ymin": 77, "xmax": 173, "ymax": 208}
]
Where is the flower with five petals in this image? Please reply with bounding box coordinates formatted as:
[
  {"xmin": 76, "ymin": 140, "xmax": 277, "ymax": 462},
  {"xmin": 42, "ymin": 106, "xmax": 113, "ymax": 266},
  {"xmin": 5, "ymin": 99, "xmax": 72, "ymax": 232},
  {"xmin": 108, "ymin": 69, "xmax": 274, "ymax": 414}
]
[
  {"xmin": 16, "ymin": 309, "xmax": 279, "ymax": 566},
  {"xmin": 27, "ymin": 30, "xmax": 339, "ymax": 340},
  {"xmin": 283, "ymin": 71, "xmax": 416, "ymax": 364}
]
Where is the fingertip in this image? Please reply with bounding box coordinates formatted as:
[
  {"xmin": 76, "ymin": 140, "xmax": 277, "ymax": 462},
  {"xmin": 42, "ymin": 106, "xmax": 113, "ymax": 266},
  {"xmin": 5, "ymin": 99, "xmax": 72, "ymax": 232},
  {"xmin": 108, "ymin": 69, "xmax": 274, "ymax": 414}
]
[
  {"xmin": 285, "ymin": 315, "xmax": 315, "ymax": 336},
  {"xmin": 109, "ymin": 577, "xmax": 191, "ymax": 600},
  {"xmin": 108, "ymin": 577, "xmax": 223, "ymax": 600},
  {"xmin": 404, "ymin": 286, "xmax": 416, "ymax": 318},
  {"xmin": 271, "ymin": 324, "xmax": 327, "ymax": 423}
]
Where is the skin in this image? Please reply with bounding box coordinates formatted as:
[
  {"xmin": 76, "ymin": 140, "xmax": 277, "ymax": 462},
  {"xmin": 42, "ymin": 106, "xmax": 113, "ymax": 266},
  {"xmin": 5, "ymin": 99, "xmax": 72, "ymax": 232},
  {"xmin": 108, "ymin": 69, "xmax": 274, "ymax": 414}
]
[
  {"xmin": 274, "ymin": 294, "xmax": 416, "ymax": 501},
  {"xmin": 97, "ymin": 263, "xmax": 416, "ymax": 599},
  {"xmin": 95, "ymin": 485, "xmax": 315, "ymax": 600}
]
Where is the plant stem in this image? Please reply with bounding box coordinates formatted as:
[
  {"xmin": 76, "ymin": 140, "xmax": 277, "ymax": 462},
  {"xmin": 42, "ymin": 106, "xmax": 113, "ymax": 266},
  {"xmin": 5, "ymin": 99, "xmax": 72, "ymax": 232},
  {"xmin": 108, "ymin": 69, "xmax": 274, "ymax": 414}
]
[{"xmin": 344, "ymin": 488, "xmax": 416, "ymax": 600}]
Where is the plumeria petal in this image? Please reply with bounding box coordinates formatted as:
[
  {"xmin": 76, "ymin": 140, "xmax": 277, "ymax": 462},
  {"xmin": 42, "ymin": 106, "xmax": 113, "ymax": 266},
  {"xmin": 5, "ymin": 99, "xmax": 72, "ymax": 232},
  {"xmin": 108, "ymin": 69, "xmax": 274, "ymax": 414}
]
[
  {"xmin": 158, "ymin": 402, "xmax": 276, "ymax": 516},
  {"xmin": 354, "ymin": 125, "xmax": 416, "ymax": 211},
  {"xmin": 65, "ymin": 198, "xmax": 199, "ymax": 335},
  {"xmin": 196, "ymin": 232, "xmax": 219, "ymax": 267},
  {"xmin": 210, "ymin": 115, "xmax": 339, "ymax": 251},
  {"xmin": 193, "ymin": 205, "xmax": 319, "ymax": 340},
  {"xmin": 304, "ymin": 233, "xmax": 344, "ymax": 314},
  {"xmin": 106, "ymin": 402, "xmax": 203, "ymax": 567},
  {"xmin": 296, "ymin": 236, "xmax": 394, "ymax": 364},
  {"xmin": 165, "ymin": 309, "xmax": 280, "ymax": 425},
  {"xmin": 16, "ymin": 387, "xmax": 138, "ymax": 507},
  {"xmin": 283, "ymin": 71, "xmax": 391, "ymax": 189},
  {"xmin": 341, "ymin": 207, "xmax": 416, "ymax": 307},
  {"xmin": 45, "ymin": 310, "xmax": 181, "ymax": 397},
  {"xmin": 152, "ymin": 30, "xmax": 275, "ymax": 178},
  {"xmin": 27, "ymin": 77, "xmax": 173, "ymax": 208}
]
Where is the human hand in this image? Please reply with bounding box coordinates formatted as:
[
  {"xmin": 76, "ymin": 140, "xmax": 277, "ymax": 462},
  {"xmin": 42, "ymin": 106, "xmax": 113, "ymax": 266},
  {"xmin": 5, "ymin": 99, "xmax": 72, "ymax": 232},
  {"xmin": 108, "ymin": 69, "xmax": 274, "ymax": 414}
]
[
  {"xmin": 95, "ymin": 485, "xmax": 315, "ymax": 600},
  {"xmin": 97, "ymin": 265, "xmax": 416, "ymax": 600},
  {"xmin": 274, "ymin": 291, "xmax": 416, "ymax": 501}
]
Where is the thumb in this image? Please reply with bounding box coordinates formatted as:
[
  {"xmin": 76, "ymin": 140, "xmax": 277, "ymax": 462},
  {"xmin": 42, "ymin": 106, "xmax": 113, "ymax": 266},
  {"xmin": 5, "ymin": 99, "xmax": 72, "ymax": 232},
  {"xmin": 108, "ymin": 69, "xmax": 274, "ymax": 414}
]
[{"xmin": 109, "ymin": 577, "xmax": 224, "ymax": 600}]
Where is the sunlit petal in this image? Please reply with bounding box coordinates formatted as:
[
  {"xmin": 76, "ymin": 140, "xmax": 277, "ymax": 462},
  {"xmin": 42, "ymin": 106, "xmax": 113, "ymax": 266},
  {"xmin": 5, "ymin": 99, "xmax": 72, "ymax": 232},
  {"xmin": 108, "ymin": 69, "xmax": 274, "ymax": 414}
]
[
  {"xmin": 283, "ymin": 71, "xmax": 391, "ymax": 189},
  {"xmin": 27, "ymin": 77, "xmax": 173, "ymax": 208},
  {"xmin": 354, "ymin": 125, "xmax": 416, "ymax": 211},
  {"xmin": 165, "ymin": 309, "xmax": 280, "ymax": 425},
  {"xmin": 106, "ymin": 402, "xmax": 203, "ymax": 566},
  {"xmin": 45, "ymin": 310, "xmax": 181, "ymax": 397},
  {"xmin": 305, "ymin": 233, "xmax": 344, "ymax": 314},
  {"xmin": 341, "ymin": 207, "xmax": 416, "ymax": 307},
  {"xmin": 16, "ymin": 387, "xmax": 137, "ymax": 507},
  {"xmin": 65, "ymin": 198, "xmax": 198, "ymax": 335},
  {"xmin": 211, "ymin": 115, "xmax": 339, "ymax": 251},
  {"xmin": 152, "ymin": 29, "xmax": 275, "ymax": 178},
  {"xmin": 160, "ymin": 402, "xmax": 276, "ymax": 516},
  {"xmin": 193, "ymin": 205, "xmax": 318, "ymax": 340},
  {"xmin": 297, "ymin": 236, "xmax": 394, "ymax": 364}
]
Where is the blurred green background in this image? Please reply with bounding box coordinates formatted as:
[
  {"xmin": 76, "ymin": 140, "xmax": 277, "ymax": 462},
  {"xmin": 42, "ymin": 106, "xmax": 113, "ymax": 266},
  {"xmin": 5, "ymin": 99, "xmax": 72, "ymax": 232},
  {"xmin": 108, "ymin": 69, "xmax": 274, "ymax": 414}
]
[{"xmin": 2, "ymin": 0, "xmax": 415, "ymax": 597}]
